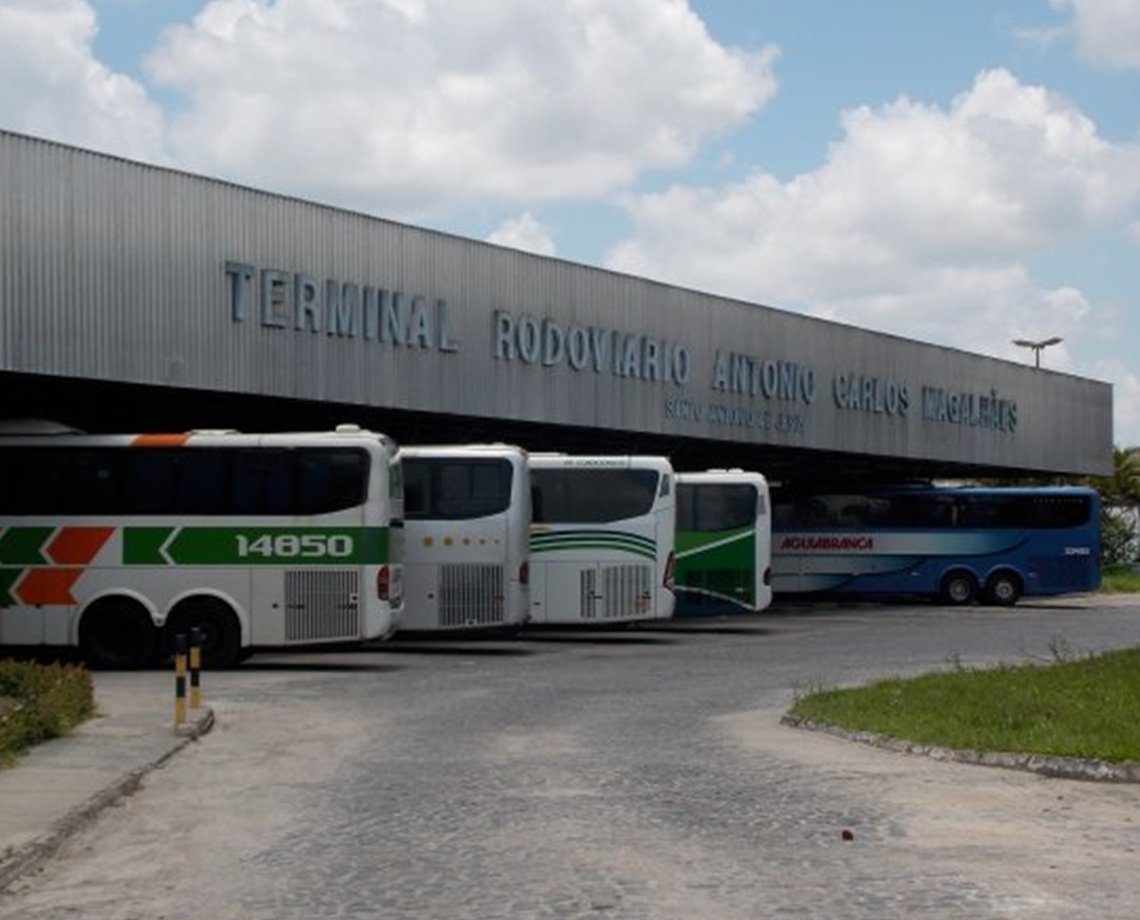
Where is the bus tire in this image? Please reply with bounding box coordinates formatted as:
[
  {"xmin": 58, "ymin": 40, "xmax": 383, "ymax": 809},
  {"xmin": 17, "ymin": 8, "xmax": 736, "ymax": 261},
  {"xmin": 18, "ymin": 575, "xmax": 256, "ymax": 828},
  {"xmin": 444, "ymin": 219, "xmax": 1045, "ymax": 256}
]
[
  {"xmin": 165, "ymin": 597, "xmax": 243, "ymax": 670},
  {"xmin": 939, "ymin": 571, "xmax": 977, "ymax": 606},
  {"xmin": 79, "ymin": 597, "xmax": 156, "ymax": 670},
  {"xmin": 984, "ymin": 572, "xmax": 1022, "ymax": 606}
]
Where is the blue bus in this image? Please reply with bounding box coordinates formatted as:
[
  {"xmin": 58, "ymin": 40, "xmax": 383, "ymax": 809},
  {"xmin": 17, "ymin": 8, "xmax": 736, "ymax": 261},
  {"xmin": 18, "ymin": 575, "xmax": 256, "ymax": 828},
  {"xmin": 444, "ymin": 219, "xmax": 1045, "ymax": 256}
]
[{"xmin": 770, "ymin": 485, "xmax": 1101, "ymax": 606}]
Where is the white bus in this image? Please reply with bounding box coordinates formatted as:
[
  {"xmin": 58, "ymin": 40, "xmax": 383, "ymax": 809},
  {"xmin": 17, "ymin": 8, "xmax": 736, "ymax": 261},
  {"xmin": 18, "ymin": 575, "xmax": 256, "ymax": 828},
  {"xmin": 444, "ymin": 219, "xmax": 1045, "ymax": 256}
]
[
  {"xmin": 399, "ymin": 444, "xmax": 531, "ymax": 632},
  {"xmin": 674, "ymin": 470, "xmax": 772, "ymax": 616},
  {"xmin": 0, "ymin": 424, "xmax": 404, "ymax": 669},
  {"xmin": 528, "ymin": 455, "xmax": 675, "ymax": 625}
]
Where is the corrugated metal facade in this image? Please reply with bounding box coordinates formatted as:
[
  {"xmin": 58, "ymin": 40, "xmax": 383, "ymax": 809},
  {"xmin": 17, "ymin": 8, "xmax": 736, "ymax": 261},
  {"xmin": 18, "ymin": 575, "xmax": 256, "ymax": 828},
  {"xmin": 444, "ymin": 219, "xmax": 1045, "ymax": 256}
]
[{"xmin": 0, "ymin": 130, "xmax": 1113, "ymax": 475}]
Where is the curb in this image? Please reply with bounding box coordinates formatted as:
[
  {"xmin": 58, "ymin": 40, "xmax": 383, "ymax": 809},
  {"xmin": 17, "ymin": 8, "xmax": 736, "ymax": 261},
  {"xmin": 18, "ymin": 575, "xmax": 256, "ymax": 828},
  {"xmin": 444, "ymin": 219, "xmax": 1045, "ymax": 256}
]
[
  {"xmin": 780, "ymin": 713, "xmax": 1140, "ymax": 783},
  {"xmin": 0, "ymin": 706, "xmax": 215, "ymax": 892}
]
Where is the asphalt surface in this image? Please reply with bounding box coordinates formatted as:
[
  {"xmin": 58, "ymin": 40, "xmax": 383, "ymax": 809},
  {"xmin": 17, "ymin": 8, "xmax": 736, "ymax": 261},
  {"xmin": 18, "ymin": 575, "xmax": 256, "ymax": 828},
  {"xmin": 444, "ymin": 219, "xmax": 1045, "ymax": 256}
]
[{"xmin": 0, "ymin": 595, "xmax": 1138, "ymax": 914}]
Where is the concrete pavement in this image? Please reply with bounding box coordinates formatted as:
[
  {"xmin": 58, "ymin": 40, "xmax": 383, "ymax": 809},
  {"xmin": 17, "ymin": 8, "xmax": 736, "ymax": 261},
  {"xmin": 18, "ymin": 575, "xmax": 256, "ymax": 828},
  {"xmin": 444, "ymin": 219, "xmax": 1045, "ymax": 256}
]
[
  {"xmin": 0, "ymin": 670, "xmax": 213, "ymax": 890},
  {"xmin": 0, "ymin": 594, "xmax": 1136, "ymax": 895}
]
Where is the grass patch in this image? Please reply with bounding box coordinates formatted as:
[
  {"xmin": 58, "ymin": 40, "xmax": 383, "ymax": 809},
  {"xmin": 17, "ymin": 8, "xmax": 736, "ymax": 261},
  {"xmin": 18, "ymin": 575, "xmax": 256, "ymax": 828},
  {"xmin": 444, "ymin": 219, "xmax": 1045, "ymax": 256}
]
[
  {"xmin": 1099, "ymin": 564, "xmax": 1140, "ymax": 594},
  {"xmin": 0, "ymin": 659, "xmax": 95, "ymax": 767},
  {"xmin": 790, "ymin": 648, "xmax": 1140, "ymax": 763}
]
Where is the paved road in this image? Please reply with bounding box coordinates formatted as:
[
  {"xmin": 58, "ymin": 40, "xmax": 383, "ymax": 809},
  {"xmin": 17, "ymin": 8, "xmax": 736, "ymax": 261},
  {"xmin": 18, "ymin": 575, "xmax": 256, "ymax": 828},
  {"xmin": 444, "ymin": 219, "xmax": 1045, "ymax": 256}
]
[{"xmin": 2, "ymin": 599, "xmax": 1139, "ymax": 919}]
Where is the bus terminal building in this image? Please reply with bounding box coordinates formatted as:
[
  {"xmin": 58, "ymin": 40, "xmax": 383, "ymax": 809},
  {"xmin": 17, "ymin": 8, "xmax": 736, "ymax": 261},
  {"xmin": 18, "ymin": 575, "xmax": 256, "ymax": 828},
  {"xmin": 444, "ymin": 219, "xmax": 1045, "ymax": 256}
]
[{"xmin": 0, "ymin": 130, "xmax": 1114, "ymax": 484}]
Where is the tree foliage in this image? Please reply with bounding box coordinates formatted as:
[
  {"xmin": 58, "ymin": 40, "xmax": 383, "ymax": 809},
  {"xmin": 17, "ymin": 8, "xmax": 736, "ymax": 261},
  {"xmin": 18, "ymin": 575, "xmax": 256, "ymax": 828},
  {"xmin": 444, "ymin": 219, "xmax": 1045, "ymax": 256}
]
[
  {"xmin": 1084, "ymin": 448, "xmax": 1140, "ymax": 565},
  {"xmin": 1084, "ymin": 447, "xmax": 1140, "ymax": 505},
  {"xmin": 1100, "ymin": 510, "xmax": 1137, "ymax": 566}
]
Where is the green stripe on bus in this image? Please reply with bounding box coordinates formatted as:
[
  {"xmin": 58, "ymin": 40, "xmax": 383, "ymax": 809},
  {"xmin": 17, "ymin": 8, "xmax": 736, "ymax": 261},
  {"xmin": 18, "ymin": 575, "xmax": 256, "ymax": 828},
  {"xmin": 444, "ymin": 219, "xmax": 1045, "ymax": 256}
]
[
  {"xmin": 530, "ymin": 533, "xmax": 648, "ymax": 543},
  {"xmin": 0, "ymin": 527, "xmax": 53, "ymax": 565},
  {"xmin": 674, "ymin": 528, "xmax": 757, "ymax": 605},
  {"xmin": 531, "ymin": 537, "xmax": 656, "ymax": 553},
  {"xmin": 0, "ymin": 568, "xmax": 21, "ymax": 607},
  {"xmin": 531, "ymin": 529, "xmax": 654, "ymax": 545},
  {"xmin": 123, "ymin": 528, "xmax": 175, "ymax": 565},
  {"xmin": 530, "ymin": 532, "xmax": 655, "ymax": 547},
  {"xmin": 675, "ymin": 527, "xmax": 754, "ymax": 558},
  {"xmin": 532, "ymin": 541, "xmax": 656, "ymax": 553},
  {"xmin": 530, "ymin": 530, "xmax": 657, "ymax": 560},
  {"xmin": 123, "ymin": 527, "xmax": 390, "ymax": 565}
]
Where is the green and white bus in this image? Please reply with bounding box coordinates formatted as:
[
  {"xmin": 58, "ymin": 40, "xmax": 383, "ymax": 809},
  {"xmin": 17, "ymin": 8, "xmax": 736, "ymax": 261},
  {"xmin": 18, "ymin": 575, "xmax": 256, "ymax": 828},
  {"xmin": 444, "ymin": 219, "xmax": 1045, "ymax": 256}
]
[
  {"xmin": 0, "ymin": 424, "xmax": 404, "ymax": 668},
  {"xmin": 528, "ymin": 455, "xmax": 676, "ymax": 625},
  {"xmin": 399, "ymin": 444, "xmax": 531, "ymax": 632},
  {"xmin": 674, "ymin": 470, "xmax": 772, "ymax": 616}
]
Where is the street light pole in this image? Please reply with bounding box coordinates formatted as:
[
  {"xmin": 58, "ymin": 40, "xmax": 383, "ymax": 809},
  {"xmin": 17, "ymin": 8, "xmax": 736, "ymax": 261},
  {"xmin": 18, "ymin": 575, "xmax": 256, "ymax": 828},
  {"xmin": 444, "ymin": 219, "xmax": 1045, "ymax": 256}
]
[{"xmin": 1012, "ymin": 336, "xmax": 1062, "ymax": 368}]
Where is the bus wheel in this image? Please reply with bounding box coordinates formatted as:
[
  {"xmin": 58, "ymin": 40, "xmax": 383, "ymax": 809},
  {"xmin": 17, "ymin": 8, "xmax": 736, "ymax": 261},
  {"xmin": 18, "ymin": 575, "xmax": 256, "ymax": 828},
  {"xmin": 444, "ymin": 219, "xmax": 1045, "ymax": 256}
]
[
  {"xmin": 939, "ymin": 571, "xmax": 977, "ymax": 606},
  {"xmin": 985, "ymin": 572, "xmax": 1022, "ymax": 607},
  {"xmin": 166, "ymin": 598, "xmax": 243, "ymax": 669},
  {"xmin": 79, "ymin": 597, "xmax": 156, "ymax": 670}
]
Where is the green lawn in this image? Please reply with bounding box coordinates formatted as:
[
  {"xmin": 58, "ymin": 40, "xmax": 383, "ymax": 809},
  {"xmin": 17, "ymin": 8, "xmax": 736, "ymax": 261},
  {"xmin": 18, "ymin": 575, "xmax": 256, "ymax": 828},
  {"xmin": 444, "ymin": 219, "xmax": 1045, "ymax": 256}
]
[
  {"xmin": 790, "ymin": 648, "xmax": 1140, "ymax": 763},
  {"xmin": 1100, "ymin": 565, "xmax": 1140, "ymax": 594}
]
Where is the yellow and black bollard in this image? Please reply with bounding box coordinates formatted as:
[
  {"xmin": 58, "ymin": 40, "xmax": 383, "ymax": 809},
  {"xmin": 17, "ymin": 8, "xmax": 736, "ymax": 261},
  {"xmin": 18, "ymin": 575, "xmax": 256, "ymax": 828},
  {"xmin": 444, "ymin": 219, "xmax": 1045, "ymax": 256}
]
[
  {"xmin": 173, "ymin": 632, "xmax": 188, "ymax": 729},
  {"xmin": 189, "ymin": 627, "xmax": 203, "ymax": 711}
]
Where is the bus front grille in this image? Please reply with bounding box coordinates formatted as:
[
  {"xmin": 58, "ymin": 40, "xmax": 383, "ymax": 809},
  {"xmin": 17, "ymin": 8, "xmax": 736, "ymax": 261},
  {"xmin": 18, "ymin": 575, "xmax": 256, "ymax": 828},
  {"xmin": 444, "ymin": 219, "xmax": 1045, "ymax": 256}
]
[
  {"xmin": 580, "ymin": 565, "xmax": 654, "ymax": 620},
  {"xmin": 580, "ymin": 569, "xmax": 598, "ymax": 620},
  {"xmin": 440, "ymin": 564, "xmax": 505, "ymax": 628},
  {"xmin": 284, "ymin": 570, "xmax": 361, "ymax": 642},
  {"xmin": 602, "ymin": 564, "xmax": 653, "ymax": 619}
]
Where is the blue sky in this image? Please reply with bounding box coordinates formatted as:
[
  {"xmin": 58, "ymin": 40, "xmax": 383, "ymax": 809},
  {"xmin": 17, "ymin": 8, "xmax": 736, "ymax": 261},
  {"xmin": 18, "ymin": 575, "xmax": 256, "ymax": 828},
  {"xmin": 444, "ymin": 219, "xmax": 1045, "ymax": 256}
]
[{"xmin": 3, "ymin": 0, "xmax": 1139, "ymax": 445}]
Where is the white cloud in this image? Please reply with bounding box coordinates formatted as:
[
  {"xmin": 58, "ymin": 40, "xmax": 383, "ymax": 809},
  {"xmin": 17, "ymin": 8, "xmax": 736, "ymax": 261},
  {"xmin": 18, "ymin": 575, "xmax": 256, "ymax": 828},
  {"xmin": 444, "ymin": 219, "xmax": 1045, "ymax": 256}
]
[
  {"xmin": 1092, "ymin": 359, "xmax": 1140, "ymax": 447},
  {"xmin": 145, "ymin": 0, "xmax": 778, "ymax": 219},
  {"xmin": 1014, "ymin": 23, "xmax": 1068, "ymax": 52},
  {"xmin": 485, "ymin": 212, "xmax": 556, "ymax": 257},
  {"xmin": 607, "ymin": 66, "xmax": 1140, "ymax": 445},
  {"xmin": 1053, "ymin": 0, "xmax": 1140, "ymax": 69},
  {"xmin": 605, "ymin": 70, "xmax": 1140, "ymax": 362},
  {"xmin": 0, "ymin": 0, "xmax": 165, "ymax": 159}
]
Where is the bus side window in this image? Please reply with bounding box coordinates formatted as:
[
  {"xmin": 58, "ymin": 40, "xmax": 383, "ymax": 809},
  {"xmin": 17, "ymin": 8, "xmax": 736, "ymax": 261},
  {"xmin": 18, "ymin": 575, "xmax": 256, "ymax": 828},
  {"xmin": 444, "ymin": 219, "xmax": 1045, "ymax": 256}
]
[
  {"xmin": 11, "ymin": 450, "xmax": 61, "ymax": 514},
  {"xmin": 771, "ymin": 499, "xmax": 794, "ymax": 530},
  {"xmin": 60, "ymin": 450, "xmax": 120, "ymax": 515},
  {"xmin": 125, "ymin": 451, "xmax": 176, "ymax": 514},
  {"xmin": 230, "ymin": 449, "xmax": 291, "ymax": 515},
  {"xmin": 178, "ymin": 449, "xmax": 229, "ymax": 515},
  {"xmin": 803, "ymin": 498, "xmax": 831, "ymax": 528}
]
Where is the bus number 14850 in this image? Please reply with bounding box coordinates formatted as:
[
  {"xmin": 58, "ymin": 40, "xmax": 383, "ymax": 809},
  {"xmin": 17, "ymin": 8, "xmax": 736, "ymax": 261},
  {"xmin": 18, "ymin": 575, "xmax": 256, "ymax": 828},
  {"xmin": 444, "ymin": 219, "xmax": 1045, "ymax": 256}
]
[{"xmin": 235, "ymin": 533, "xmax": 355, "ymax": 559}]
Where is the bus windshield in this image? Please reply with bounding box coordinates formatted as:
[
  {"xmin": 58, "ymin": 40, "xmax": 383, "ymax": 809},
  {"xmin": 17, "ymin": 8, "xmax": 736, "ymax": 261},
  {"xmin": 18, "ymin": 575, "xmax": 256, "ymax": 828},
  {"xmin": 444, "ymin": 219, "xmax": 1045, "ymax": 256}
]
[
  {"xmin": 531, "ymin": 468, "xmax": 659, "ymax": 523},
  {"xmin": 677, "ymin": 483, "xmax": 759, "ymax": 532},
  {"xmin": 403, "ymin": 457, "xmax": 514, "ymax": 520}
]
